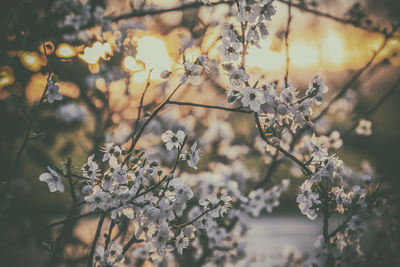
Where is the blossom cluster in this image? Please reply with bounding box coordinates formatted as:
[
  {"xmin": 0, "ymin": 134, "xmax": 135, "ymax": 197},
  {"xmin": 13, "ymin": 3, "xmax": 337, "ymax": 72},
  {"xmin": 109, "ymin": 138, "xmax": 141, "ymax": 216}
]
[
  {"xmin": 218, "ymin": 1, "xmax": 329, "ymax": 137},
  {"xmin": 39, "ymin": 129, "xmax": 233, "ymax": 264},
  {"xmin": 31, "ymin": 0, "xmax": 390, "ymax": 266}
]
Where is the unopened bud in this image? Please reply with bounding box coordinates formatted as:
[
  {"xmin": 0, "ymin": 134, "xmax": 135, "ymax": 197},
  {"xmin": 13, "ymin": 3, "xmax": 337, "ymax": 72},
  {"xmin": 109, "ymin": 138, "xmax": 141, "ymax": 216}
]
[{"xmin": 160, "ymin": 70, "xmax": 171, "ymax": 79}]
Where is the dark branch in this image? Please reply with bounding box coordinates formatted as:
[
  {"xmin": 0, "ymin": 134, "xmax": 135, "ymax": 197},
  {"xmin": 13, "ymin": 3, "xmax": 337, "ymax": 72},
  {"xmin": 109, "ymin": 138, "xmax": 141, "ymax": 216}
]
[{"xmin": 167, "ymin": 100, "xmax": 251, "ymax": 113}]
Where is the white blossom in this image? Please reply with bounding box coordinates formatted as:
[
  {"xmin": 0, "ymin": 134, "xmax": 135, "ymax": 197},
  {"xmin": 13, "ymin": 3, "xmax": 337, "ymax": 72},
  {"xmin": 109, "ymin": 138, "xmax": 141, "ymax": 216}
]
[
  {"xmin": 161, "ymin": 130, "xmax": 185, "ymax": 150},
  {"xmin": 241, "ymin": 87, "xmax": 266, "ymax": 112},
  {"xmin": 296, "ymin": 180, "xmax": 320, "ymax": 220},
  {"xmin": 218, "ymin": 39, "xmax": 241, "ymax": 62},
  {"xmin": 39, "ymin": 167, "xmax": 64, "ymax": 193},
  {"xmin": 355, "ymin": 119, "xmax": 372, "ymax": 136},
  {"xmin": 46, "ymin": 79, "xmax": 63, "ymax": 103}
]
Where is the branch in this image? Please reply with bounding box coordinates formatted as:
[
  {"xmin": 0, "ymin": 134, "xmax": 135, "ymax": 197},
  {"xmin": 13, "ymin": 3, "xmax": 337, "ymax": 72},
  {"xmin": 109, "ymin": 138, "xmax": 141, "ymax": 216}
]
[
  {"xmin": 106, "ymin": 0, "xmax": 399, "ymax": 39},
  {"xmin": 87, "ymin": 212, "xmax": 106, "ymax": 267},
  {"xmin": 1, "ymin": 41, "xmax": 51, "ymax": 203},
  {"xmin": 48, "ymin": 158, "xmax": 78, "ymax": 265},
  {"xmin": 126, "ymin": 83, "xmax": 183, "ymax": 156},
  {"xmin": 312, "ymin": 23, "xmax": 399, "ymax": 122},
  {"xmin": 131, "ymin": 69, "xmax": 153, "ymax": 142},
  {"xmin": 254, "ymin": 113, "xmax": 312, "ymax": 176},
  {"xmin": 328, "ymin": 215, "xmax": 352, "ymax": 238},
  {"xmin": 277, "ymin": 0, "xmax": 399, "ymax": 38},
  {"xmin": 109, "ymin": 1, "xmax": 233, "ymax": 22},
  {"xmin": 342, "ymin": 76, "xmax": 400, "ymax": 139},
  {"xmin": 122, "ymin": 234, "xmax": 144, "ymax": 254},
  {"xmin": 177, "ymin": 204, "xmax": 220, "ymax": 229},
  {"xmin": 167, "ymin": 100, "xmax": 251, "ymax": 113},
  {"xmin": 104, "ymin": 219, "xmax": 115, "ymax": 250},
  {"xmin": 157, "ymin": 135, "xmax": 188, "ymax": 205},
  {"xmin": 284, "ymin": 0, "xmax": 292, "ymax": 87},
  {"xmin": 0, "ymin": 211, "xmax": 102, "ymax": 251}
]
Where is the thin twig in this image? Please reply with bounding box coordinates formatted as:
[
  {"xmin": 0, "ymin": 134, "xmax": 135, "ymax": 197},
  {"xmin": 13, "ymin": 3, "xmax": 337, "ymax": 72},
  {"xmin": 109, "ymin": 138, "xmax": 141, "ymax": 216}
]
[
  {"xmin": 0, "ymin": 211, "xmax": 102, "ymax": 251},
  {"xmin": 1, "ymin": 42, "xmax": 51, "ymax": 203},
  {"xmin": 131, "ymin": 69, "xmax": 153, "ymax": 141},
  {"xmin": 342, "ymin": 76, "xmax": 400, "ymax": 139},
  {"xmin": 312, "ymin": 23, "xmax": 399, "ymax": 122},
  {"xmin": 48, "ymin": 158, "xmax": 78, "ymax": 265},
  {"xmin": 167, "ymin": 100, "xmax": 251, "ymax": 113},
  {"xmin": 104, "ymin": 219, "xmax": 115, "ymax": 250},
  {"xmin": 87, "ymin": 212, "xmax": 106, "ymax": 267},
  {"xmin": 254, "ymin": 113, "xmax": 312, "ymax": 175},
  {"xmin": 126, "ymin": 83, "xmax": 183, "ymax": 156},
  {"xmin": 105, "ymin": 0, "xmax": 399, "ymax": 39},
  {"xmin": 284, "ymin": 0, "xmax": 292, "ymax": 87}
]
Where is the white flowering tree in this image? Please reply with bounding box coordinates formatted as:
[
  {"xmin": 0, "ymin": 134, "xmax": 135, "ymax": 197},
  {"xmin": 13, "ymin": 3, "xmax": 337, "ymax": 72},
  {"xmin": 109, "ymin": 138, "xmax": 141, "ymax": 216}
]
[{"xmin": 1, "ymin": 0, "xmax": 399, "ymax": 266}]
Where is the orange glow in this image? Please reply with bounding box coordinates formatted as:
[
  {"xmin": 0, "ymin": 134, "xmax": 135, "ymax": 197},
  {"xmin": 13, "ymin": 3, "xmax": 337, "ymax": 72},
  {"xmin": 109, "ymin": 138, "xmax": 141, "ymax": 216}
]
[
  {"xmin": 39, "ymin": 41, "xmax": 55, "ymax": 55},
  {"xmin": 135, "ymin": 36, "xmax": 172, "ymax": 81},
  {"xmin": 184, "ymin": 47, "xmax": 201, "ymax": 62},
  {"xmin": 26, "ymin": 73, "xmax": 79, "ymax": 103},
  {"xmin": 0, "ymin": 66, "xmax": 15, "ymax": 88},
  {"xmin": 79, "ymin": 41, "xmax": 113, "ymax": 65},
  {"xmin": 56, "ymin": 43, "xmax": 76, "ymax": 58},
  {"xmin": 289, "ymin": 41, "xmax": 319, "ymax": 68},
  {"xmin": 122, "ymin": 56, "xmax": 145, "ymax": 72},
  {"xmin": 26, "ymin": 73, "xmax": 47, "ymax": 103},
  {"xmin": 18, "ymin": 51, "xmax": 42, "ymax": 72},
  {"xmin": 247, "ymin": 38, "xmax": 285, "ymax": 71},
  {"xmin": 95, "ymin": 77, "xmax": 107, "ymax": 92},
  {"xmin": 321, "ymin": 31, "xmax": 346, "ymax": 68},
  {"xmin": 246, "ymin": 30, "xmax": 360, "ymax": 71},
  {"xmin": 59, "ymin": 81, "xmax": 80, "ymax": 98}
]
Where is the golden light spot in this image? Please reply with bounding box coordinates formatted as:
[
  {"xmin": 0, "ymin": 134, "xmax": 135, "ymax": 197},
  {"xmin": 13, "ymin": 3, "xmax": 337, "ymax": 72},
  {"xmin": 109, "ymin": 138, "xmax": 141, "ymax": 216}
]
[
  {"xmin": 26, "ymin": 73, "xmax": 80, "ymax": 103},
  {"xmin": 321, "ymin": 31, "xmax": 345, "ymax": 68},
  {"xmin": 79, "ymin": 41, "xmax": 113, "ymax": 65},
  {"xmin": 26, "ymin": 73, "xmax": 47, "ymax": 103},
  {"xmin": 56, "ymin": 43, "xmax": 76, "ymax": 58},
  {"xmin": 59, "ymin": 81, "xmax": 80, "ymax": 98},
  {"xmin": 88, "ymin": 63, "xmax": 100, "ymax": 73},
  {"xmin": 39, "ymin": 41, "xmax": 55, "ymax": 55},
  {"xmin": 184, "ymin": 47, "xmax": 201, "ymax": 62},
  {"xmin": 247, "ymin": 38, "xmax": 285, "ymax": 71},
  {"xmin": 95, "ymin": 77, "xmax": 107, "ymax": 92},
  {"xmin": 289, "ymin": 41, "xmax": 319, "ymax": 68},
  {"xmin": 122, "ymin": 56, "xmax": 145, "ymax": 72},
  {"xmin": 18, "ymin": 51, "xmax": 42, "ymax": 72},
  {"xmin": 135, "ymin": 36, "xmax": 172, "ymax": 81},
  {"xmin": 0, "ymin": 66, "xmax": 15, "ymax": 88}
]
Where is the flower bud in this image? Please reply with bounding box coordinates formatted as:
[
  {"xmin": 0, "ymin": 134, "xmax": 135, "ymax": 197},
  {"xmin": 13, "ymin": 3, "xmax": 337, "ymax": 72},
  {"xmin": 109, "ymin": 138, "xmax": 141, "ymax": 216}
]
[
  {"xmin": 315, "ymin": 93, "xmax": 323, "ymax": 102},
  {"xmin": 277, "ymin": 104, "xmax": 288, "ymax": 115},
  {"xmin": 82, "ymin": 185, "xmax": 93, "ymax": 195},
  {"xmin": 160, "ymin": 70, "xmax": 171, "ymax": 79}
]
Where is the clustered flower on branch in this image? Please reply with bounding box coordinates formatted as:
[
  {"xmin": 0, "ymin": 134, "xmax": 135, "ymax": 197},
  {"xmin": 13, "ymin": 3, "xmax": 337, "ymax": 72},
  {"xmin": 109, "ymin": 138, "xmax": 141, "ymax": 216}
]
[{"xmin": 33, "ymin": 0, "xmax": 389, "ymax": 266}]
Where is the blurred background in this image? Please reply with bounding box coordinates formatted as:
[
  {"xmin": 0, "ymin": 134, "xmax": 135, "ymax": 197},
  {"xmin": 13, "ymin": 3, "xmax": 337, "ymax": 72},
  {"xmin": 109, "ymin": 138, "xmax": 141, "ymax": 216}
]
[{"xmin": 0, "ymin": 0, "xmax": 400, "ymax": 266}]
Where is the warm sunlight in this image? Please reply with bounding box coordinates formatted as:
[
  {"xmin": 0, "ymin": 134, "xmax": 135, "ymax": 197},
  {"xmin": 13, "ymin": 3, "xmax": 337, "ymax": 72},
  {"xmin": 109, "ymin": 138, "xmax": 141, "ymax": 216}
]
[
  {"xmin": 79, "ymin": 41, "xmax": 113, "ymax": 65},
  {"xmin": 289, "ymin": 41, "xmax": 319, "ymax": 69},
  {"xmin": 135, "ymin": 36, "xmax": 173, "ymax": 81},
  {"xmin": 247, "ymin": 38, "xmax": 285, "ymax": 71},
  {"xmin": 56, "ymin": 43, "xmax": 76, "ymax": 58},
  {"xmin": 122, "ymin": 56, "xmax": 145, "ymax": 72},
  {"xmin": 321, "ymin": 31, "xmax": 346, "ymax": 68},
  {"xmin": 18, "ymin": 51, "xmax": 42, "ymax": 72},
  {"xmin": 0, "ymin": 66, "xmax": 15, "ymax": 89}
]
